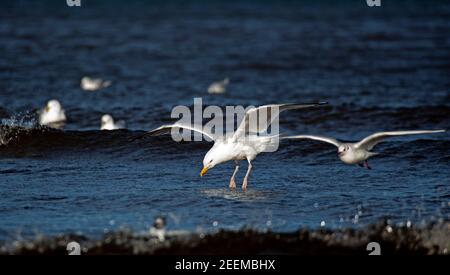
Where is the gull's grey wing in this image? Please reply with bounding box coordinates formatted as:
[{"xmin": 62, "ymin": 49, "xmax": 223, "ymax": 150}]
[
  {"xmin": 355, "ymin": 130, "xmax": 446, "ymax": 151},
  {"xmin": 282, "ymin": 135, "xmax": 341, "ymax": 147},
  {"xmin": 232, "ymin": 102, "xmax": 327, "ymax": 140},
  {"xmin": 148, "ymin": 123, "xmax": 215, "ymax": 141}
]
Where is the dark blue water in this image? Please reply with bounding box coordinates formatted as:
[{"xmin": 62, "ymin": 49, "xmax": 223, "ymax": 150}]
[{"xmin": 0, "ymin": 0, "xmax": 449, "ymax": 241}]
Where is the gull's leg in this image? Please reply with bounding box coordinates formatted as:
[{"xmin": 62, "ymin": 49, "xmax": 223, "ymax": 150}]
[
  {"xmin": 364, "ymin": 160, "xmax": 372, "ymax": 170},
  {"xmin": 229, "ymin": 161, "xmax": 239, "ymax": 190},
  {"xmin": 242, "ymin": 159, "xmax": 252, "ymax": 191}
]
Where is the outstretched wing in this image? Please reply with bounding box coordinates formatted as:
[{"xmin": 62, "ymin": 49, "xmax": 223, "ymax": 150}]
[
  {"xmin": 148, "ymin": 123, "xmax": 216, "ymax": 141},
  {"xmin": 282, "ymin": 135, "xmax": 341, "ymax": 147},
  {"xmin": 355, "ymin": 130, "xmax": 446, "ymax": 150},
  {"xmin": 232, "ymin": 102, "xmax": 327, "ymax": 140}
]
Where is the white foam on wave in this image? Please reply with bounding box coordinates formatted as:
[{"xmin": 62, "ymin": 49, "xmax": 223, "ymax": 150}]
[{"xmin": 0, "ymin": 112, "xmax": 38, "ymax": 146}]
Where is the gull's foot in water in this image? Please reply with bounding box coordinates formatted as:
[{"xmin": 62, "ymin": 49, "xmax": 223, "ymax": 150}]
[
  {"xmin": 229, "ymin": 178, "xmax": 236, "ymax": 190},
  {"xmin": 364, "ymin": 161, "xmax": 372, "ymax": 170},
  {"xmin": 242, "ymin": 180, "xmax": 248, "ymax": 191},
  {"xmin": 358, "ymin": 163, "xmax": 364, "ymax": 168}
]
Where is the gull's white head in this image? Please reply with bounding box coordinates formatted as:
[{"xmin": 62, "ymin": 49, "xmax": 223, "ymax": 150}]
[
  {"xmin": 101, "ymin": 114, "xmax": 113, "ymax": 125},
  {"xmin": 337, "ymin": 144, "xmax": 351, "ymax": 157},
  {"xmin": 200, "ymin": 143, "xmax": 230, "ymax": 177},
  {"xmin": 46, "ymin": 100, "xmax": 62, "ymax": 112},
  {"xmin": 101, "ymin": 114, "xmax": 115, "ymax": 130}
]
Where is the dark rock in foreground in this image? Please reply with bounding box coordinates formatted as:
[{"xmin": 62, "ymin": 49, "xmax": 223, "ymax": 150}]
[{"xmin": 2, "ymin": 220, "xmax": 449, "ymax": 255}]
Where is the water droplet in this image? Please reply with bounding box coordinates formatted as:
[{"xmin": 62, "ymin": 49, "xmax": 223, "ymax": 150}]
[
  {"xmin": 320, "ymin": 221, "xmax": 325, "ymax": 227},
  {"xmin": 212, "ymin": 221, "xmax": 218, "ymax": 227}
]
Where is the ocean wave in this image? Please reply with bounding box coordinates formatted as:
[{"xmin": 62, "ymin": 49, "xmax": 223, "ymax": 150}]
[
  {"xmin": 0, "ymin": 104, "xmax": 448, "ymax": 159},
  {"xmin": 2, "ymin": 219, "xmax": 450, "ymax": 255},
  {"xmin": 0, "ymin": 124, "xmax": 447, "ymax": 159}
]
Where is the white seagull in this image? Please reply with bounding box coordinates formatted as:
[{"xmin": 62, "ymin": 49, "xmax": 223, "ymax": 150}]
[
  {"xmin": 101, "ymin": 114, "xmax": 126, "ymax": 130},
  {"xmin": 147, "ymin": 102, "xmax": 327, "ymax": 190},
  {"xmin": 39, "ymin": 99, "xmax": 66, "ymax": 126},
  {"xmin": 81, "ymin": 76, "xmax": 111, "ymax": 91},
  {"xmin": 283, "ymin": 130, "xmax": 446, "ymax": 169},
  {"xmin": 207, "ymin": 78, "xmax": 229, "ymax": 94}
]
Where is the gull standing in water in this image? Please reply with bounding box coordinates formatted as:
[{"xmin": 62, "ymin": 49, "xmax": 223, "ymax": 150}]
[
  {"xmin": 283, "ymin": 130, "xmax": 446, "ymax": 169},
  {"xmin": 100, "ymin": 114, "xmax": 126, "ymax": 130},
  {"xmin": 207, "ymin": 78, "xmax": 229, "ymax": 94},
  {"xmin": 39, "ymin": 99, "xmax": 66, "ymax": 127},
  {"xmin": 147, "ymin": 102, "xmax": 327, "ymax": 190}
]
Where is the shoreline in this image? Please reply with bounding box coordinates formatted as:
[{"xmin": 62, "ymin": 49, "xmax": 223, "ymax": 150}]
[{"xmin": 2, "ymin": 220, "xmax": 449, "ymax": 255}]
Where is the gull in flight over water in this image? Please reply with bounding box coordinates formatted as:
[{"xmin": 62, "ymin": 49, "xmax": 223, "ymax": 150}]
[
  {"xmin": 39, "ymin": 99, "xmax": 66, "ymax": 127},
  {"xmin": 148, "ymin": 102, "xmax": 327, "ymax": 190},
  {"xmin": 101, "ymin": 114, "xmax": 126, "ymax": 130},
  {"xmin": 207, "ymin": 78, "xmax": 229, "ymax": 94},
  {"xmin": 284, "ymin": 130, "xmax": 446, "ymax": 169}
]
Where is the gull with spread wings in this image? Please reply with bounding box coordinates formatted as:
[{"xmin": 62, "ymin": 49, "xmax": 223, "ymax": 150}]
[
  {"xmin": 148, "ymin": 102, "xmax": 327, "ymax": 190},
  {"xmin": 283, "ymin": 130, "xmax": 446, "ymax": 169}
]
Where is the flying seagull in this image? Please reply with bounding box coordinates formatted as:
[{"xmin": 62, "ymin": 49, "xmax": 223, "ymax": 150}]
[
  {"xmin": 283, "ymin": 130, "xmax": 446, "ymax": 169},
  {"xmin": 147, "ymin": 102, "xmax": 327, "ymax": 190}
]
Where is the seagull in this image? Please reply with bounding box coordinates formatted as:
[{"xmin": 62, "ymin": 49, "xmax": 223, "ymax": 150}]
[
  {"xmin": 207, "ymin": 78, "xmax": 229, "ymax": 94},
  {"xmin": 100, "ymin": 114, "xmax": 126, "ymax": 130},
  {"xmin": 147, "ymin": 102, "xmax": 327, "ymax": 190},
  {"xmin": 81, "ymin": 76, "xmax": 111, "ymax": 91},
  {"xmin": 39, "ymin": 99, "xmax": 66, "ymax": 126},
  {"xmin": 149, "ymin": 216, "xmax": 166, "ymax": 241},
  {"xmin": 283, "ymin": 130, "xmax": 446, "ymax": 169}
]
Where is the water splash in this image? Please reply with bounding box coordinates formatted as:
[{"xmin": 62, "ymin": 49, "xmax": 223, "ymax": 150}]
[{"xmin": 0, "ymin": 111, "xmax": 39, "ymax": 146}]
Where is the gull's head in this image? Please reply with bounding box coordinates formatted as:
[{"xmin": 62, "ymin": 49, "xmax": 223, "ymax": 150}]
[
  {"xmin": 200, "ymin": 150, "xmax": 217, "ymax": 177},
  {"xmin": 200, "ymin": 144, "xmax": 229, "ymax": 177},
  {"xmin": 101, "ymin": 114, "xmax": 114, "ymax": 125},
  {"xmin": 337, "ymin": 144, "xmax": 350, "ymax": 157},
  {"xmin": 46, "ymin": 100, "xmax": 62, "ymax": 112}
]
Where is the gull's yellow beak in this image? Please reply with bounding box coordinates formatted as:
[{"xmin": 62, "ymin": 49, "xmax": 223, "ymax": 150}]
[
  {"xmin": 45, "ymin": 105, "xmax": 50, "ymax": 112},
  {"xmin": 200, "ymin": 166, "xmax": 208, "ymax": 177}
]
